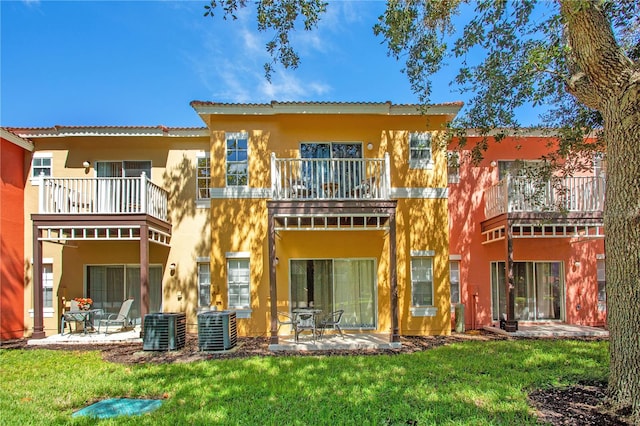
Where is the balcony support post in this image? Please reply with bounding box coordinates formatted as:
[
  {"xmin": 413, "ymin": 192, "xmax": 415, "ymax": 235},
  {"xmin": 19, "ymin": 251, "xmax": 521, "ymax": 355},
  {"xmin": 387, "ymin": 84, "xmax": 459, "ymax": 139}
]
[
  {"xmin": 389, "ymin": 208, "xmax": 399, "ymax": 343},
  {"xmin": 504, "ymin": 219, "xmax": 516, "ymax": 328},
  {"xmin": 268, "ymin": 209, "xmax": 278, "ymax": 344},
  {"xmin": 31, "ymin": 222, "xmax": 45, "ymax": 339},
  {"xmin": 139, "ymin": 223, "xmax": 149, "ymax": 335}
]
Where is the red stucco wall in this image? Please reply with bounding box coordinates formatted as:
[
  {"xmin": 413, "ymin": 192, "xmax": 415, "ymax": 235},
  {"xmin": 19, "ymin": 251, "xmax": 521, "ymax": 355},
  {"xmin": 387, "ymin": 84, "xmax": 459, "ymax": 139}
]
[
  {"xmin": 1, "ymin": 138, "xmax": 26, "ymax": 340},
  {"xmin": 449, "ymin": 136, "xmax": 606, "ymax": 330}
]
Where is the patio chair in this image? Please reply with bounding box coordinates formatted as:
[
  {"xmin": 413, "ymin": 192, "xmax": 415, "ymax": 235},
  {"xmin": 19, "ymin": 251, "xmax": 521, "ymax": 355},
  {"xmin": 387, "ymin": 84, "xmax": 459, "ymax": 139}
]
[
  {"xmin": 60, "ymin": 300, "xmax": 82, "ymax": 335},
  {"xmin": 318, "ymin": 309, "xmax": 344, "ymax": 339},
  {"xmin": 277, "ymin": 311, "xmax": 299, "ymax": 336},
  {"xmin": 97, "ymin": 299, "xmax": 134, "ymax": 334}
]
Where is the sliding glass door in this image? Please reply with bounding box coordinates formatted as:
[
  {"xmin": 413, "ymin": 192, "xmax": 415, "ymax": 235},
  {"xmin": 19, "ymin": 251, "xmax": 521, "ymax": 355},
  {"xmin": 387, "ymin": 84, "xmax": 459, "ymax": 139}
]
[
  {"xmin": 87, "ymin": 265, "xmax": 162, "ymax": 324},
  {"xmin": 491, "ymin": 261, "xmax": 563, "ymax": 321},
  {"xmin": 290, "ymin": 258, "xmax": 376, "ymax": 329}
]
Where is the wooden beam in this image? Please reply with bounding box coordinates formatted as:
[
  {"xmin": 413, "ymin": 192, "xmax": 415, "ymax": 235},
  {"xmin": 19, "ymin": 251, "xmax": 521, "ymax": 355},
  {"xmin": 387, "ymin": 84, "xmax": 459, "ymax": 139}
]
[
  {"xmin": 31, "ymin": 223, "xmax": 45, "ymax": 338},
  {"xmin": 268, "ymin": 210, "xmax": 278, "ymax": 344}
]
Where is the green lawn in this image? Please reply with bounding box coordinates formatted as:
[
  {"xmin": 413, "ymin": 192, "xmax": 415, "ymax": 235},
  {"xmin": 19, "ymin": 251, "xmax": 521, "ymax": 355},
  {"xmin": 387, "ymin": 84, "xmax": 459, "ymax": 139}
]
[{"xmin": 0, "ymin": 339, "xmax": 608, "ymax": 425}]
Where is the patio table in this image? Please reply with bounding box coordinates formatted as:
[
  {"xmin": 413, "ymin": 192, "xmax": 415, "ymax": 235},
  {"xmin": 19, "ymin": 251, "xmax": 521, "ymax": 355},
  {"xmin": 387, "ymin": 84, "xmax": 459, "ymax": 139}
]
[
  {"xmin": 292, "ymin": 308, "xmax": 323, "ymax": 341},
  {"xmin": 61, "ymin": 309, "xmax": 102, "ymax": 335}
]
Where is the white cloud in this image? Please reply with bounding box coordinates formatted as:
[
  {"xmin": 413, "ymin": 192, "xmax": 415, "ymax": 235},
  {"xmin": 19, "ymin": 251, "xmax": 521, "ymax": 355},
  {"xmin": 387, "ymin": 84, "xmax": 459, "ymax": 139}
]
[
  {"xmin": 259, "ymin": 70, "xmax": 331, "ymax": 101},
  {"xmin": 188, "ymin": 3, "xmax": 335, "ymax": 103}
]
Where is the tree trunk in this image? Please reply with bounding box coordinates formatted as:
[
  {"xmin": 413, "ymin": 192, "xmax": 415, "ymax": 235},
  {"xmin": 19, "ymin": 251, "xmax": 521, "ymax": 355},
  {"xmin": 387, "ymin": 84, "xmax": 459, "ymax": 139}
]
[
  {"xmin": 560, "ymin": 1, "xmax": 640, "ymax": 419},
  {"xmin": 602, "ymin": 84, "xmax": 640, "ymax": 420}
]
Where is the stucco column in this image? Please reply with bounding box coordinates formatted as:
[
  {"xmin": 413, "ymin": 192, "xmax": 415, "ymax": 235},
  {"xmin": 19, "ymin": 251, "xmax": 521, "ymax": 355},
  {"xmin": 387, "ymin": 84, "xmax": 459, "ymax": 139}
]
[{"xmin": 31, "ymin": 222, "xmax": 45, "ymax": 338}]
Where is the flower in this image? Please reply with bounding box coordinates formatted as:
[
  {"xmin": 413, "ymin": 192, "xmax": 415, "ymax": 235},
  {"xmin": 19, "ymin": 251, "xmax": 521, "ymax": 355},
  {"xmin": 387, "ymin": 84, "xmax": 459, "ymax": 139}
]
[{"xmin": 74, "ymin": 297, "xmax": 93, "ymax": 310}]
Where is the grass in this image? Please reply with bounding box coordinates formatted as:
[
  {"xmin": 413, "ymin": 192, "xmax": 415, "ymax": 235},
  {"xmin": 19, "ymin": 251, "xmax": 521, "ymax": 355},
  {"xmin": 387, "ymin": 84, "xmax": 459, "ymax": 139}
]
[{"xmin": 0, "ymin": 339, "xmax": 608, "ymax": 425}]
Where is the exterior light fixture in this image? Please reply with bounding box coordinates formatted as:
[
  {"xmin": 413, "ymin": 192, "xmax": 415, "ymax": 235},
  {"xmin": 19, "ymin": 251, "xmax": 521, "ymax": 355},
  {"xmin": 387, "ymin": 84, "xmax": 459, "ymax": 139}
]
[
  {"xmin": 82, "ymin": 161, "xmax": 91, "ymax": 168},
  {"xmin": 489, "ymin": 160, "xmax": 497, "ymax": 168},
  {"xmin": 169, "ymin": 263, "xmax": 177, "ymax": 275},
  {"xmin": 367, "ymin": 143, "xmax": 374, "ymax": 151}
]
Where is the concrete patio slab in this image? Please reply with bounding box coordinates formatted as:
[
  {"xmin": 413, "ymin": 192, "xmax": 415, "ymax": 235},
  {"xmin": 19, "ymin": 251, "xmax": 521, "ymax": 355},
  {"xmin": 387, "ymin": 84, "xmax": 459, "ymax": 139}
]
[
  {"xmin": 484, "ymin": 323, "xmax": 609, "ymax": 338},
  {"xmin": 268, "ymin": 333, "xmax": 401, "ymax": 351},
  {"xmin": 27, "ymin": 326, "xmax": 143, "ymax": 346}
]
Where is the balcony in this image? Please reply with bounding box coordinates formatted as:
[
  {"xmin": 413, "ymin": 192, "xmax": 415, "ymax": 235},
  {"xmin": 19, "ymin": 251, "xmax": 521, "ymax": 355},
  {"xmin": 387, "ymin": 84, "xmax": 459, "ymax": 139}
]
[
  {"xmin": 271, "ymin": 154, "xmax": 391, "ymax": 201},
  {"xmin": 38, "ymin": 174, "xmax": 169, "ymax": 222},
  {"xmin": 484, "ymin": 175, "xmax": 606, "ymax": 220}
]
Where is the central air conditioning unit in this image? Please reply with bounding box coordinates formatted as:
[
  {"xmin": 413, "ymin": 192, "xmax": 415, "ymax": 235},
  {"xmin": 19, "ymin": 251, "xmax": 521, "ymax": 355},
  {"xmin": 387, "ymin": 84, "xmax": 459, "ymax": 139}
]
[
  {"xmin": 197, "ymin": 311, "xmax": 237, "ymax": 351},
  {"xmin": 143, "ymin": 313, "xmax": 186, "ymax": 351}
]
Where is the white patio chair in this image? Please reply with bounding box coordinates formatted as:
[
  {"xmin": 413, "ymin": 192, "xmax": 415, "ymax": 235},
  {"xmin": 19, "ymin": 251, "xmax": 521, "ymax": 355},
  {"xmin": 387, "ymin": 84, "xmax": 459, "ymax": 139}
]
[{"xmin": 97, "ymin": 299, "xmax": 134, "ymax": 334}]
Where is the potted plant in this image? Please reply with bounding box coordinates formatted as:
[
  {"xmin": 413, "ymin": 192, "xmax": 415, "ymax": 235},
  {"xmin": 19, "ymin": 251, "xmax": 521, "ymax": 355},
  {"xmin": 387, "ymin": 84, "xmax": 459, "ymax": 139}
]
[{"xmin": 74, "ymin": 297, "xmax": 93, "ymax": 310}]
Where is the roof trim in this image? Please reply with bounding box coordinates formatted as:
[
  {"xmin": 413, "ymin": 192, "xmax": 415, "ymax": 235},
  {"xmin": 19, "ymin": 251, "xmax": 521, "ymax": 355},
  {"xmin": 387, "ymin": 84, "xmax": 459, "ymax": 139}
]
[
  {"xmin": 1, "ymin": 128, "xmax": 34, "ymax": 151},
  {"xmin": 190, "ymin": 100, "xmax": 464, "ymax": 117},
  {"xmin": 461, "ymin": 128, "xmax": 601, "ymax": 139},
  {"xmin": 8, "ymin": 125, "xmax": 209, "ymax": 138}
]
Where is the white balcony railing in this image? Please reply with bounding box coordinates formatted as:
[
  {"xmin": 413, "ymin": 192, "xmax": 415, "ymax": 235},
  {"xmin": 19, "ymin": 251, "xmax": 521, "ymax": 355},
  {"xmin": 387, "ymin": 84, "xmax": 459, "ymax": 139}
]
[
  {"xmin": 38, "ymin": 173, "xmax": 168, "ymax": 221},
  {"xmin": 484, "ymin": 175, "xmax": 606, "ymax": 219},
  {"xmin": 271, "ymin": 153, "xmax": 391, "ymax": 200}
]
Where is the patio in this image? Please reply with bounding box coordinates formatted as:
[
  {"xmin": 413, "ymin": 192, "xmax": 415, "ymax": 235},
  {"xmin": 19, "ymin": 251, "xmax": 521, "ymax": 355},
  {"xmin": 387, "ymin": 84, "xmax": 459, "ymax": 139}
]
[
  {"xmin": 27, "ymin": 326, "xmax": 143, "ymax": 346},
  {"xmin": 22, "ymin": 322, "xmax": 608, "ymax": 350},
  {"xmin": 484, "ymin": 322, "xmax": 609, "ymax": 338}
]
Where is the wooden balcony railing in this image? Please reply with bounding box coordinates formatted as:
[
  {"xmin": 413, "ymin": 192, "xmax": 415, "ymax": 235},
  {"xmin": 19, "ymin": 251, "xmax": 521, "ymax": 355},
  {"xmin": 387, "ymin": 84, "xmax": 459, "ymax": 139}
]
[
  {"xmin": 271, "ymin": 154, "xmax": 391, "ymax": 200},
  {"xmin": 38, "ymin": 173, "xmax": 169, "ymax": 221},
  {"xmin": 484, "ymin": 175, "xmax": 606, "ymax": 219}
]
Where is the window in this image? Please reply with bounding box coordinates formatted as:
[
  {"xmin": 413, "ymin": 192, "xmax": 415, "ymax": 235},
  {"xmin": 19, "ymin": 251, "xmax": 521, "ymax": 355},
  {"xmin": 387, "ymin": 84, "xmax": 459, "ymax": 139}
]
[
  {"xmin": 491, "ymin": 261, "xmax": 563, "ymax": 321},
  {"xmin": 449, "ymin": 260, "xmax": 460, "ymax": 304},
  {"xmin": 227, "ymin": 258, "xmax": 250, "ymax": 309},
  {"xmin": 86, "ymin": 265, "xmax": 162, "ymax": 324},
  {"xmin": 411, "ymin": 257, "xmax": 434, "ymax": 306},
  {"xmin": 96, "ymin": 161, "xmax": 151, "ymax": 178},
  {"xmin": 226, "ymin": 133, "xmax": 248, "ymax": 186},
  {"xmin": 43, "ymin": 264, "xmax": 53, "ymax": 309},
  {"xmin": 498, "ymin": 160, "xmax": 543, "ymax": 180},
  {"xmin": 196, "ymin": 153, "xmax": 211, "ymax": 199},
  {"xmin": 291, "ymin": 258, "xmax": 376, "ymax": 328},
  {"xmin": 31, "ymin": 153, "xmax": 52, "ymax": 184},
  {"xmin": 198, "ymin": 262, "xmax": 211, "ymax": 308},
  {"xmin": 594, "ymin": 153, "xmax": 606, "ymax": 178},
  {"xmin": 300, "ymin": 143, "xmax": 364, "ymax": 194},
  {"xmin": 447, "ymin": 151, "xmax": 460, "ymax": 184},
  {"xmin": 597, "ymin": 258, "xmax": 606, "ymax": 310},
  {"xmin": 409, "ymin": 132, "xmax": 432, "ymax": 169}
]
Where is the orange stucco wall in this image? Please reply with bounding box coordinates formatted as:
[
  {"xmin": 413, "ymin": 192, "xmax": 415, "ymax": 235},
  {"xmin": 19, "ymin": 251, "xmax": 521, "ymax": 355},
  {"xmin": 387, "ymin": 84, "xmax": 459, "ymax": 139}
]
[
  {"xmin": 1, "ymin": 138, "xmax": 27, "ymax": 340},
  {"xmin": 21, "ymin": 134, "xmax": 211, "ymax": 336},
  {"xmin": 448, "ymin": 136, "xmax": 605, "ymax": 329},
  {"xmin": 205, "ymin": 113, "xmax": 452, "ymax": 336}
]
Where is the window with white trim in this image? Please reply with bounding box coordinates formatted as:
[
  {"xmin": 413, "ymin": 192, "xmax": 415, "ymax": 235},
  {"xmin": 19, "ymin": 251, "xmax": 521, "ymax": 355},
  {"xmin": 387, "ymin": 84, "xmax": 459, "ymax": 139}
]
[
  {"xmin": 196, "ymin": 152, "xmax": 211, "ymax": 199},
  {"xmin": 597, "ymin": 258, "xmax": 606, "ymax": 309},
  {"xmin": 411, "ymin": 257, "xmax": 434, "ymax": 307},
  {"xmin": 226, "ymin": 133, "xmax": 248, "ymax": 186},
  {"xmin": 447, "ymin": 151, "xmax": 460, "ymax": 184},
  {"xmin": 43, "ymin": 263, "xmax": 53, "ymax": 309},
  {"xmin": 31, "ymin": 152, "xmax": 53, "ymax": 184},
  {"xmin": 409, "ymin": 132, "xmax": 433, "ymax": 169},
  {"xmin": 96, "ymin": 161, "xmax": 151, "ymax": 178},
  {"xmin": 227, "ymin": 258, "xmax": 250, "ymax": 309},
  {"xmin": 198, "ymin": 262, "xmax": 211, "ymax": 308},
  {"xmin": 449, "ymin": 260, "xmax": 460, "ymax": 304}
]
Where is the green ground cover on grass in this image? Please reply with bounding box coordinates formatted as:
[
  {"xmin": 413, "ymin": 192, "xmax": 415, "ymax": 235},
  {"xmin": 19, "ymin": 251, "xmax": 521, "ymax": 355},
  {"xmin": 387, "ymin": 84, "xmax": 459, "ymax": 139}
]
[{"xmin": 0, "ymin": 339, "xmax": 608, "ymax": 425}]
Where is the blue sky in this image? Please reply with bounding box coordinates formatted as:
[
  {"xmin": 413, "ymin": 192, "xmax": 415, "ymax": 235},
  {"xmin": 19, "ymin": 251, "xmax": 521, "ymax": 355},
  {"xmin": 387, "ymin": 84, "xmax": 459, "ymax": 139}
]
[{"xmin": 1, "ymin": 1, "xmax": 536, "ymax": 128}]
